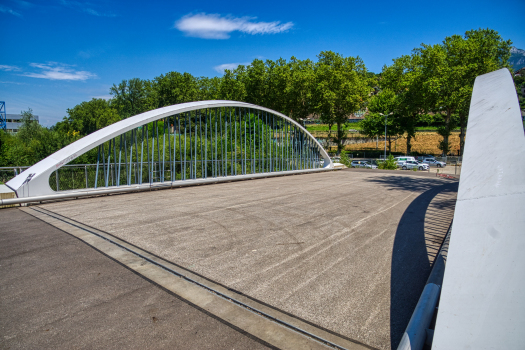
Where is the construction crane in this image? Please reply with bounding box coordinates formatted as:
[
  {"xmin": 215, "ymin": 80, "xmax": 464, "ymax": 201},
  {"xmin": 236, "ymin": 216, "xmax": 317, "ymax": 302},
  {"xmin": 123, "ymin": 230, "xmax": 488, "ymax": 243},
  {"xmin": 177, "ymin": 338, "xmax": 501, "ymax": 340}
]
[{"xmin": 0, "ymin": 101, "xmax": 6, "ymax": 132}]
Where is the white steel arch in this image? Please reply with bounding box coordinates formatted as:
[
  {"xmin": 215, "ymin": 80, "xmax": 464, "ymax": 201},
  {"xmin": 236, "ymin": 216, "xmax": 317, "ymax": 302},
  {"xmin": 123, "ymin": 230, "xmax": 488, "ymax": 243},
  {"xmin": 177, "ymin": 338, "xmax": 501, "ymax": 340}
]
[{"xmin": 7, "ymin": 101, "xmax": 332, "ymax": 198}]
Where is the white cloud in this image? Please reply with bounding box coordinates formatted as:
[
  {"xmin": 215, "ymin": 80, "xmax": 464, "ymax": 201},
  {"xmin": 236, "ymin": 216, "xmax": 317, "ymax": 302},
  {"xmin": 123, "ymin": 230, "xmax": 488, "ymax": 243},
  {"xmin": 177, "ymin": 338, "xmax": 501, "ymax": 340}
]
[
  {"xmin": 0, "ymin": 65, "xmax": 21, "ymax": 71},
  {"xmin": 82, "ymin": 7, "xmax": 117, "ymax": 17},
  {"xmin": 0, "ymin": 81, "xmax": 27, "ymax": 85},
  {"xmin": 21, "ymin": 63, "xmax": 97, "ymax": 81},
  {"xmin": 59, "ymin": 0, "xmax": 117, "ymax": 17},
  {"xmin": 0, "ymin": 5, "xmax": 21, "ymax": 16},
  {"xmin": 214, "ymin": 63, "xmax": 246, "ymax": 73},
  {"xmin": 175, "ymin": 13, "xmax": 293, "ymax": 39},
  {"xmin": 13, "ymin": 0, "xmax": 33, "ymax": 9}
]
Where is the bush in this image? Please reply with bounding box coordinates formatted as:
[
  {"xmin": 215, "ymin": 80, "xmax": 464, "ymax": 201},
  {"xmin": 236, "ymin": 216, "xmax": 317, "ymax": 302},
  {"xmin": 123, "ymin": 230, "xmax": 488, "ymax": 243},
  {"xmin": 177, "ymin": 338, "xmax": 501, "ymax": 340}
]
[
  {"xmin": 377, "ymin": 154, "xmax": 397, "ymax": 170},
  {"xmin": 340, "ymin": 151, "xmax": 352, "ymax": 167}
]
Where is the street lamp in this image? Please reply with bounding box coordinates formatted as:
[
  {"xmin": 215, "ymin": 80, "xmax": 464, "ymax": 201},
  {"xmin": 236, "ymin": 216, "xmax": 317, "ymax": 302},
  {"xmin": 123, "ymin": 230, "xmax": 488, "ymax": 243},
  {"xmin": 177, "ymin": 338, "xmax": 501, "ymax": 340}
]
[{"xmin": 379, "ymin": 112, "xmax": 393, "ymax": 160}]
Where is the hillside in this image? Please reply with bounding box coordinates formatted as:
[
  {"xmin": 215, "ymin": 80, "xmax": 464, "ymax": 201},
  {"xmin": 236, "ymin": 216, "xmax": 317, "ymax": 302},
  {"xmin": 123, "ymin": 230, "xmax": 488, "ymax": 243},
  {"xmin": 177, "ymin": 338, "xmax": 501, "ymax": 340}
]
[{"xmin": 510, "ymin": 47, "xmax": 525, "ymax": 70}]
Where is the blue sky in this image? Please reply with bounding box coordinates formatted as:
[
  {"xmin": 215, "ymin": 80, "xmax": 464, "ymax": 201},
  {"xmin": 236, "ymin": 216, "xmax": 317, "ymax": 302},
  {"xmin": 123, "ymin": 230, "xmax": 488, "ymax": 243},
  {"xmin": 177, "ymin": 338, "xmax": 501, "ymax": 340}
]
[{"xmin": 1, "ymin": 0, "xmax": 524, "ymax": 126}]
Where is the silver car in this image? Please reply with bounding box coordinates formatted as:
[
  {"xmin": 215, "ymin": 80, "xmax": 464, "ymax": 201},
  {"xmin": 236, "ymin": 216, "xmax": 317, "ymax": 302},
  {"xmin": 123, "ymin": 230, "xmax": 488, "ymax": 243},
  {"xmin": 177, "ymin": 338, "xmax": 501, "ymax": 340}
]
[
  {"xmin": 401, "ymin": 160, "xmax": 429, "ymax": 171},
  {"xmin": 351, "ymin": 160, "xmax": 378, "ymax": 169},
  {"xmin": 422, "ymin": 158, "xmax": 446, "ymax": 167}
]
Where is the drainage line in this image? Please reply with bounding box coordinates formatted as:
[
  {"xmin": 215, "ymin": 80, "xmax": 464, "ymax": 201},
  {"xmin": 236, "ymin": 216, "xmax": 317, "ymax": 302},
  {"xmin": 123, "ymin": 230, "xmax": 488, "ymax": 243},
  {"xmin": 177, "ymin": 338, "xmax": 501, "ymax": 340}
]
[{"xmin": 31, "ymin": 206, "xmax": 349, "ymax": 350}]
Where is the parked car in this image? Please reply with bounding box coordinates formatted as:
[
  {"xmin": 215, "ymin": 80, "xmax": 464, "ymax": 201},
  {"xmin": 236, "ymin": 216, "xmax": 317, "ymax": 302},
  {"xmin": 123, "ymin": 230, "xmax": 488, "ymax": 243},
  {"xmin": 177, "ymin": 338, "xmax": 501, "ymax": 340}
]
[
  {"xmin": 351, "ymin": 160, "xmax": 378, "ymax": 169},
  {"xmin": 421, "ymin": 158, "xmax": 446, "ymax": 167},
  {"xmin": 401, "ymin": 160, "xmax": 429, "ymax": 171},
  {"xmin": 415, "ymin": 154, "xmax": 435, "ymax": 160},
  {"xmin": 394, "ymin": 156, "xmax": 417, "ymax": 167}
]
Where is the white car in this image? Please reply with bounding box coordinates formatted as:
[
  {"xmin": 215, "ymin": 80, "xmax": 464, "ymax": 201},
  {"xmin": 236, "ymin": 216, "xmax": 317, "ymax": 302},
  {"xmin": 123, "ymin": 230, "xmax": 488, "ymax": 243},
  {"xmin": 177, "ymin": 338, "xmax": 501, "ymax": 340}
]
[
  {"xmin": 394, "ymin": 156, "xmax": 417, "ymax": 167},
  {"xmin": 401, "ymin": 160, "xmax": 429, "ymax": 171},
  {"xmin": 422, "ymin": 158, "xmax": 446, "ymax": 168},
  {"xmin": 351, "ymin": 160, "xmax": 378, "ymax": 169}
]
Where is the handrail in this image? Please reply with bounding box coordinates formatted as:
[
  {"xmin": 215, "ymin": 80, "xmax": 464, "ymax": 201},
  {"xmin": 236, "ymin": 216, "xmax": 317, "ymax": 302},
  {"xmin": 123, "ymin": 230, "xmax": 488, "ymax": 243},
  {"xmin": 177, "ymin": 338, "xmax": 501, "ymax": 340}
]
[
  {"xmin": 396, "ymin": 222, "xmax": 452, "ymax": 350},
  {"xmin": 0, "ymin": 167, "xmax": 336, "ymax": 206}
]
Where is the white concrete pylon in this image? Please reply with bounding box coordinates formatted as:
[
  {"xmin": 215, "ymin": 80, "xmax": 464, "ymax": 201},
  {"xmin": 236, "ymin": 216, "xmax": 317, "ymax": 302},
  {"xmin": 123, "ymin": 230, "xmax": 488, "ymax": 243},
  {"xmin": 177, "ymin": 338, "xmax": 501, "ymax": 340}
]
[{"xmin": 432, "ymin": 68, "xmax": 525, "ymax": 349}]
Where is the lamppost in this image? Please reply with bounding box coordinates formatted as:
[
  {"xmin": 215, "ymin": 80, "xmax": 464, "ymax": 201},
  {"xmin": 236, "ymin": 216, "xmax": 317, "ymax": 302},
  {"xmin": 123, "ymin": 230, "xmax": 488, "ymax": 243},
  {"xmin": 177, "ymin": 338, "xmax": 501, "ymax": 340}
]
[{"xmin": 379, "ymin": 112, "xmax": 393, "ymax": 160}]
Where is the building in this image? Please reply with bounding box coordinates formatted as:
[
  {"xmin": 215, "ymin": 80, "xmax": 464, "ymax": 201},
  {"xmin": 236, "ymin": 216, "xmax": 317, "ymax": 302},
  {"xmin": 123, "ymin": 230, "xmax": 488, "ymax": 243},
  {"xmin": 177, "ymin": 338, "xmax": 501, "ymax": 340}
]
[{"xmin": 5, "ymin": 113, "xmax": 39, "ymax": 133}]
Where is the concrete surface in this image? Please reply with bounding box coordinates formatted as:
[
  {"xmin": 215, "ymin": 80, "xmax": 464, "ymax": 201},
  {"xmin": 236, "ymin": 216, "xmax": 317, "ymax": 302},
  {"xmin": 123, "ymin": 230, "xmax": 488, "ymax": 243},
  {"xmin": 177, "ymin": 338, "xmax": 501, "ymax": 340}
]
[
  {"xmin": 0, "ymin": 208, "xmax": 273, "ymax": 350},
  {"xmin": 433, "ymin": 68, "xmax": 525, "ymax": 349},
  {"xmin": 39, "ymin": 169, "xmax": 458, "ymax": 350},
  {"xmin": 23, "ymin": 205, "xmax": 365, "ymax": 350},
  {"xmin": 424, "ymin": 166, "xmax": 460, "ymax": 176}
]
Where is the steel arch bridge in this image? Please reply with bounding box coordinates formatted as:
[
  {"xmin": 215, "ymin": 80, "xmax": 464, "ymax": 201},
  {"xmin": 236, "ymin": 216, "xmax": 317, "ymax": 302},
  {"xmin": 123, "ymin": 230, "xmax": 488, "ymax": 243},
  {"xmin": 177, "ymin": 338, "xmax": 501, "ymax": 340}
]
[{"xmin": 7, "ymin": 101, "xmax": 332, "ymax": 200}]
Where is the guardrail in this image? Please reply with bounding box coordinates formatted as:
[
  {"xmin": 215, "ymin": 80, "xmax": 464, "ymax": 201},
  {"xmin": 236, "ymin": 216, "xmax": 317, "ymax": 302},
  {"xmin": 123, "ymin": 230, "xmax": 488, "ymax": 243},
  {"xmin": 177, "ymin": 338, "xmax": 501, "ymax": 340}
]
[
  {"xmin": 0, "ymin": 166, "xmax": 30, "ymax": 184},
  {"xmin": 0, "ymin": 167, "xmax": 337, "ymax": 206},
  {"xmin": 1, "ymin": 164, "xmax": 95, "ymax": 189},
  {"xmin": 397, "ymin": 222, "xmax": 452, "ymax": 350}
]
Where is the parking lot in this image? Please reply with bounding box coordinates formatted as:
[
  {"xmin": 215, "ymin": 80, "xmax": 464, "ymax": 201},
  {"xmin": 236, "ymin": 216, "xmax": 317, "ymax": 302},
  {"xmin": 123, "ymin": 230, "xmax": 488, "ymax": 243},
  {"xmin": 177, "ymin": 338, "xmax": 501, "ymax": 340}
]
[{"xmin": 346, "ymin": 157, "xmax": 461, "ymax": 176}]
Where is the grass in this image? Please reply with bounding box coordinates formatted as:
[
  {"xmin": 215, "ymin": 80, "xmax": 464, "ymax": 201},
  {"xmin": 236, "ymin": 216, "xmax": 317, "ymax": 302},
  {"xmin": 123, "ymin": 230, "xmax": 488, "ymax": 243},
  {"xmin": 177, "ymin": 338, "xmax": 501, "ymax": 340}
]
[
  {"xmin": 305, "ymin": 124, "xmax": 362, "ymax": 132},
  {"xmin": 305, "ymin": 124, "xmax": 461, "ymax": 133}
]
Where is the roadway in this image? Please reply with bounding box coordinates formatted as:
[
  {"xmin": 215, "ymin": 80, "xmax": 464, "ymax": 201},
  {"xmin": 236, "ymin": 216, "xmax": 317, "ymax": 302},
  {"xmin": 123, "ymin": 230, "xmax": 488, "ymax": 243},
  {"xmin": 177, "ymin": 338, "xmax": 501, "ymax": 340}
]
[{"xmin": 0, "ymin": 169, "xmax": 458, "ymax": 350}]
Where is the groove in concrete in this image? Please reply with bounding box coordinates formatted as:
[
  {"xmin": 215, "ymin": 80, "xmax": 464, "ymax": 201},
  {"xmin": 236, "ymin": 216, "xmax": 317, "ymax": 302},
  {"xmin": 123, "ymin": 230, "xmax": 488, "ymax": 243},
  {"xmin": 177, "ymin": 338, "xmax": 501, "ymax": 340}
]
[{"xmin": 23, "ymin": 206, "xmax": 373, "ymax": 350}]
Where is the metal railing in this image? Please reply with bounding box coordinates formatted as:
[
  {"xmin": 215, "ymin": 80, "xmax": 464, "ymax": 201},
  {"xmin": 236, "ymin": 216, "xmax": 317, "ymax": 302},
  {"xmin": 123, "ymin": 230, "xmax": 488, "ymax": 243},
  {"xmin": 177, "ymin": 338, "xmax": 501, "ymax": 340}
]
[
  {"xmin": 1, "ymin": 166, "xmax": 31, "ymax": 184},
  {"xmin": 12, "ymin": 158, "xmax": 320, "ymax": 192},
  {"xmin": 5, "ymin": 107, "xmax": 327, "ymax": 194}
]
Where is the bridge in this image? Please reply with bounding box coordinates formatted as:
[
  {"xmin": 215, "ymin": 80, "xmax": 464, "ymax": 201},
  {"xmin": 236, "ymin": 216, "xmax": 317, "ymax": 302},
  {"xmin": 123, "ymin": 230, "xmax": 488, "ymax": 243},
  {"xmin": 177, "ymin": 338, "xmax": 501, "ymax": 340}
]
[
  {"xmin": 1, "ymin": 69, "xmax": 524, "ymax": 350},
  {"xmin": 4, "ymin": 101, "xmax": 332, "ymax": 201}
]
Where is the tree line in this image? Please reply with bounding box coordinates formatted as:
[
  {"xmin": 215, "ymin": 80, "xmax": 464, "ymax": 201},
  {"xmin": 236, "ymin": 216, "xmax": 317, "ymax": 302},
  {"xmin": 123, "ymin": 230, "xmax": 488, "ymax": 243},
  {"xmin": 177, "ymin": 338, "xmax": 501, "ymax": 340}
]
[
  {"xmin": 0, "ymin": 28, "xmax": 515, "ymax": 167},
  {"xmin": 363, "ymin": 28, "xmax": 513, "ymax": 157}
]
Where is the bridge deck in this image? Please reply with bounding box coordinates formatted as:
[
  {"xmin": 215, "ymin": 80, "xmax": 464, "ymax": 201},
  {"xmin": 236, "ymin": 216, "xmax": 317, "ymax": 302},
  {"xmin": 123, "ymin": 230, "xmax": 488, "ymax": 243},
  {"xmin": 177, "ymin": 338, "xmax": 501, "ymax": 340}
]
[
  {"xmin": 1, "ymin": 169, "xmax": 457, "ymax": 350},
  {"xmin": 0, "ymin": 208, "xmax": 272, "ymax": 350}
]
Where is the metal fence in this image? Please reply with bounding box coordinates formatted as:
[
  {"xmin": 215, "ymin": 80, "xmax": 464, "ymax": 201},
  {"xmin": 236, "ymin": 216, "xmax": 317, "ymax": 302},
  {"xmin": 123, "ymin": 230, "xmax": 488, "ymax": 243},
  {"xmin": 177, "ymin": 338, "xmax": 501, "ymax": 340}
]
[
  {"xmin": 435, "ymin": 156, "xmax": 462, "ymax": 164},
  {"xmin": 0, "ymin": 167, "xmax": 29, "ymax": 185}
]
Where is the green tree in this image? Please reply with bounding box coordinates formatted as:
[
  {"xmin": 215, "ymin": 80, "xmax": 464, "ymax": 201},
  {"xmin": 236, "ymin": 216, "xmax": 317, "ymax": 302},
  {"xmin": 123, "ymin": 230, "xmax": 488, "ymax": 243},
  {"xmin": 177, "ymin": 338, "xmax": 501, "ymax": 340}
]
[
  {"xmin": 2, "ymin": 109, "xmax": 83, "ymax": 166},
  {"xmin": 265, "ymin": 58, "xmax": 291, "ymax": 115},
  {"xmin": 153, "ymin": 72, "xmax": 202, "ymax": 107},
  {"xmin": 219, "ymin": 65, "xmax": 247, "ymax": 101},
  {"xmin": 244, "ymin": 59, "xmax": 269, "ymax": 107},
  {"xmin": 286, "ymin": 57, "xmax": 315, "ymax": 122},
  {"xmin": 110, "ymin": 78, "xmax": 155, "ymax": 118},
  {"xmin": 514, "ymin": 72, "xmax": 525, "ymax": 114},
  {"xmin": 313, "ymin": 51, "xmax": 372, "ymax": 154},
  {"xmin": 0, "ymin": 130, "xmax": 15, "ymax": 167},
  {"xmin": 417, "ymin": 28, "xmax": 512, "ymax": 155},
  {"xmin": 361, "ymin": 90, "xmax": 397, "ymax": 150},
  {"xmin": 59, "ymin": 98, "xmax": 120, "ymax": 136},
  {"xmin": 380, "ymin": 54, "xmax": 426, "ymax": 155},
  {"xmin": 198, "ymin": 76, "xmax": 221, "ymax": 100},
  {"xmin": 361, "ymin": 108, "xmax": 404, "ymax": 154}
]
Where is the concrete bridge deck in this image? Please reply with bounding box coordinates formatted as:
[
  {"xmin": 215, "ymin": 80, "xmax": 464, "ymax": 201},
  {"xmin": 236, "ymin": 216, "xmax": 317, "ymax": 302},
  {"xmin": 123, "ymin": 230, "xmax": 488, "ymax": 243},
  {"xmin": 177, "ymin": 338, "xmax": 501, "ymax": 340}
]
[
  {"xmin": 0, "ymin": 208, "xmax": 272, "ymax": 350},
  {"xmin": 0, "ymin": 169, "xmax": 457, "ymax": 350}
]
